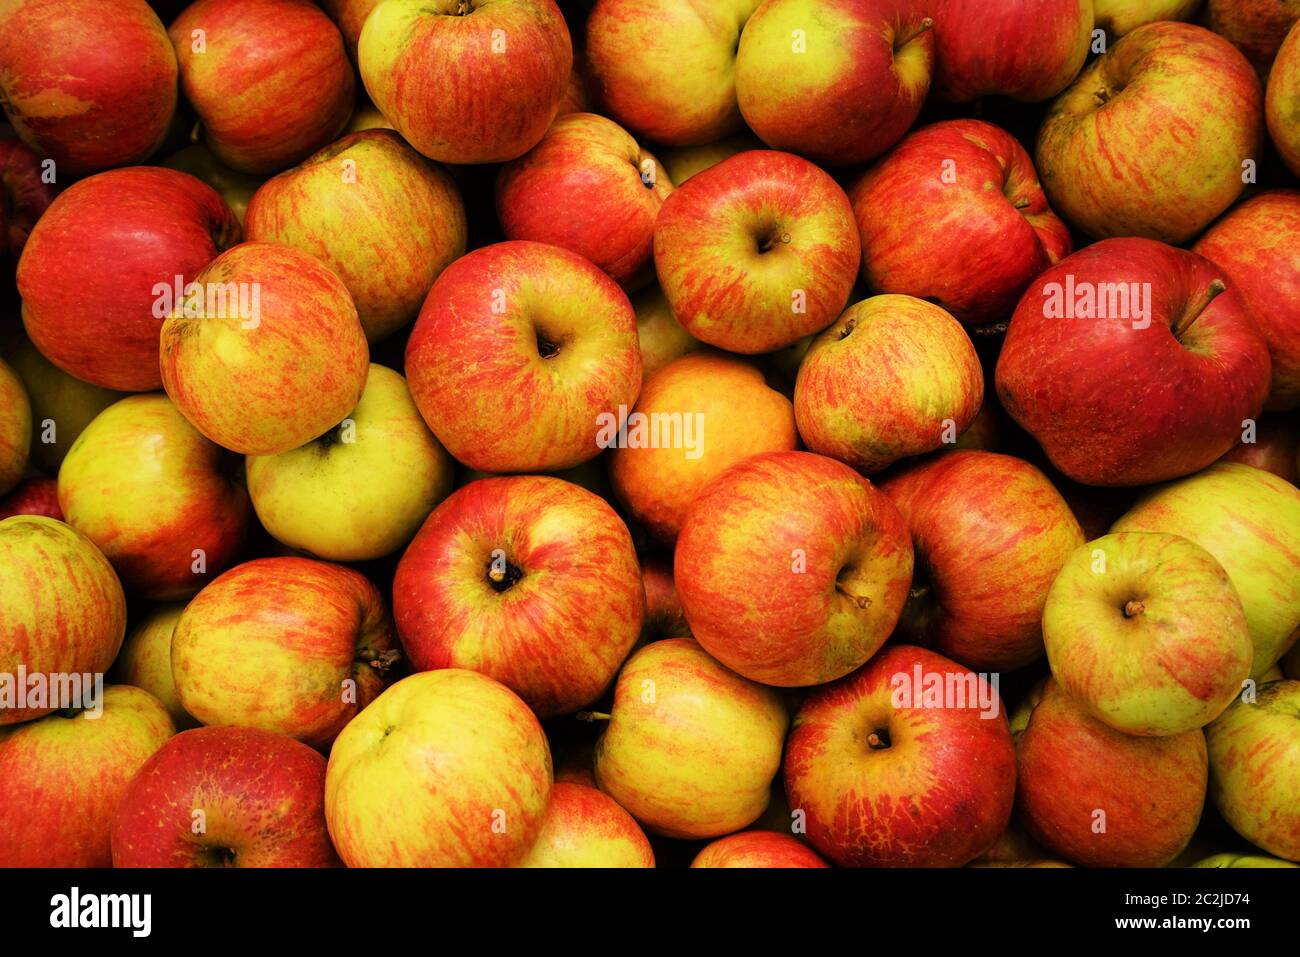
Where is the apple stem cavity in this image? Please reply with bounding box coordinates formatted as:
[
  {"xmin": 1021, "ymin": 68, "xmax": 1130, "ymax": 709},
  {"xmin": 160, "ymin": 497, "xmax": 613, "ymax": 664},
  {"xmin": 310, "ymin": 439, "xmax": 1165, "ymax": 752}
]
[{"xmin": 1171, "ymin": 280, "xmax": 1227, "ymax": 340}]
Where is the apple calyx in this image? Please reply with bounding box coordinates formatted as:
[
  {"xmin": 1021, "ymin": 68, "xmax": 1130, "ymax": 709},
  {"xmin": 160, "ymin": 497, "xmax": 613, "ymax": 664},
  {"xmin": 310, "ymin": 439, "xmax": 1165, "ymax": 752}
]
[
  {"xmin": 1170, "ymin": 279, "xmax": 1227, "ymax": 341},
  {"xmin": 895, "ymin": 17, "xmax": 935, "ymax": 50},
  {"xmin": 756, "ymin": 229, "xmax": 792, "ymax": 254},
  {"xmin": 866, "ymin": 729, "xmax": 891, "ymax": 750},
  {"xmin": 199, "ymin": 845, "xmax": 238, "ymax": 867},
  {"xmin": 486, "ymin": 556, "xmax": 525, "ymax": 592},
  {"xmin": 1123, "ymin": 599, "xmax": 1145, "ymax": 619}
]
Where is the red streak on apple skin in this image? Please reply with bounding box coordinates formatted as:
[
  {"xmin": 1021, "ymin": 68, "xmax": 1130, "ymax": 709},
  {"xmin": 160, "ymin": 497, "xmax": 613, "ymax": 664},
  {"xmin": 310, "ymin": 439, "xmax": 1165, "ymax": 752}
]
[
  {"xmin": 522, "ymin": 781, "xmax": 654, "ymax": 867},
  {"xmin": 691, "ymin": 830, "xmax": 829, "ymax": 868}
]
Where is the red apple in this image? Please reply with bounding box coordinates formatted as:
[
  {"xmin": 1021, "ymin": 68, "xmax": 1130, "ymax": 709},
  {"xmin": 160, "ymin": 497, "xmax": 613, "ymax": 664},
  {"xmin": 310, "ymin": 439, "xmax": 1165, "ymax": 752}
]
[
  {"xmin": 640, "ymin": 557, "xmax": 690, "ymax": 644},
  {"xmin": 0, "ymin": 477, "xmax": 60, "ymax": 522},
  {"xmin": 690, "ymin": 831, "xmax": 829, "ymax": 868},
  {"xmin": 1269, "ymin": 22, "xmax": 1300, "ymax": 176},
  {"xmin": 1218, "ymin": 416, "xmax": 1300, "ymax": 483},
  {"xmin": 1206, "ymin": 0, "xmax": 1300, "ymax": 69},
  {"xmin": 0, "ymin": 137, "xmax": 56, "ymax": 262},
  {"xmin": 517, "ymin": 781, "xmax": 655, "ymax": 868},
  {"xmin": 320, "ymin": 0, "xmax": 381, "ymax": 61}
]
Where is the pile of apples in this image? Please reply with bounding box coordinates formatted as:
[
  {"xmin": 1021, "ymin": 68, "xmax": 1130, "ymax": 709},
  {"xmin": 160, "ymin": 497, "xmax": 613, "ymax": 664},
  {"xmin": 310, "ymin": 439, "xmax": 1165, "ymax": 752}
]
[{"xmin": 1, "ymin": 0, "xmax": 1299, "ymax": 870}]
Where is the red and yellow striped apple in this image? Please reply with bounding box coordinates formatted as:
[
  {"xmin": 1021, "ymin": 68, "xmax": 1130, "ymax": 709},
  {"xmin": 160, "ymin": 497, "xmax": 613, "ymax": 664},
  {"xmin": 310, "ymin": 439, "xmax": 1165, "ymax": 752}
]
[
  {"xmin": 518, "ymin": 781, "xmax": 655, "ymax": 868},
  {"xmin": 1269, "ymin": 22, "xmax": 1300, "ymax": 175},
  {"xmin": 1207, "ymin": 0, "xmax": 1300, "ymax": 69},
  {"xmin": 691, "ymin": 831, "xmax": 829, "ymax": 868},
  {"xmin": 163, "ymin": 145, "xmax": 264, "ymax": 230},
  {"xmin": 632, "ymin": 285, "xmax": 701, "ymax": 380},
  {"xmin": 0, "ymin": 477, "xmax": 60, "ymax": 522},
  {"xmin": 1219, "ymin": 416, "xmax": 1299, "ymax": 483},
  {"xmin": 112, "ymin": 604, "xmax": 195, "ymax": 730},
  {"xmin": 1094, "ymin": 0, "xmax": 1202, "ymax": 38}
]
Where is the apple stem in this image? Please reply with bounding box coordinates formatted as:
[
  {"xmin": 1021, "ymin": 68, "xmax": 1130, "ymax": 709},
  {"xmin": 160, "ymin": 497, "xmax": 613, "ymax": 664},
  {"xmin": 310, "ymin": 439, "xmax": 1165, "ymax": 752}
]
[
  {"xmin": 836, "ymin": 580, "xmax": 872, "ymax": 609},
  {"xmin": 576, "ymin": 711, "xmax": 611, "ymax": 723},
  {"xmin": 364, "ymin": 649, "xmax": 402, "ymax": 674},
  {"xmin": 1171, "ymin": 280, "xmax": 1227, "ymax": 339},
  {"xmin": 896, "ymin": 17, "xmax": 935, "ymax": 48},
  {"xmin": 1012, "ymin": 197, "xmax": 1031, "ymax": 210},
  {"xmin": 909, "ymin": 583, "xmax": 931, "ymax": 602},
  {"xmin": 1123, "ymin": 600, "xmax": 1145, "ymax": 618}
]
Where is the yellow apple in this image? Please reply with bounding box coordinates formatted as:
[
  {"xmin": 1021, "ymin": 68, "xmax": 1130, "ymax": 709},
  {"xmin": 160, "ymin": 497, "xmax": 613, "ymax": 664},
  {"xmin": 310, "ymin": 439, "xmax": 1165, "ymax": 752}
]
[
  {"xmin": 517, "ymin": 781, "xmax": 655, "ymax": 868},
  {"xmin": 112, "ymin": 604, "xmax": 196, "ymax": 730},
  {"xmin": 632, "ymin": 285, "xmax": 701, "ymax": 380}
]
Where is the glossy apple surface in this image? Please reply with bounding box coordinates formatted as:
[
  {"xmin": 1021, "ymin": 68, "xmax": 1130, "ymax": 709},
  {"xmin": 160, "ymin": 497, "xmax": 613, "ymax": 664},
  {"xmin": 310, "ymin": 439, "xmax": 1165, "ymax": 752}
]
[
  {"xmin": 0, "ymin": 477, "xmax": 60, "ymax": 522},
  {"xmin": 691, "ymin": 831, "xmax": 828, "ymax": 868},
  {"xmin": 518, "ymin": 782, "xmax": 655, "ymax": 868}
]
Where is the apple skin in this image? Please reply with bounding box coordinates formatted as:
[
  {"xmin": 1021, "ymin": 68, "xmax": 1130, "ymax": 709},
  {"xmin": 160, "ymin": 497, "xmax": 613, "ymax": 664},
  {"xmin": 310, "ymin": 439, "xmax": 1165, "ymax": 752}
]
[
  {"xmin": 996, "ymin": 239, "xmax": 1272, "ymax": 486},
  {"xmin": 1206, "ymin": 680, "xmax": 1300, "ymax": 861},
  {"xmin": 1016, "ymin": 678, "xmax": 1208, "ymax": 867},
  {"xmin": 1036, "ymin": 22, "xmax": 1261, "ymax": 244},
  {"xmin": 654, "ymin": 150, "xmax": 860, "ymax": 354},
  {"xmin": 496, "ymin": 113, "xmax": 672, "ymax": 290},
  {"xmin": 171, "ymin": 557, "xmax": 399, "ymax": 749},
  {"xmin": 162, "ymin": 144, "xmax": 264, "ymax": 229},
  {"xmin": 0, "ymin": 516, "xmax": 126, "ymax": 725},
  {"xmin": 0, "ymin": 357, "xmax": 30, "ymax": 496},
  {"xmin": 734, "ymin": 0, "xmax": 934, "ymax": 166},
  {"xmin": 112, "ymin": 604, "xmax": 196, "ymax": 730},
  {"xmin": 1268, "ymin": 24, "xmax": 1300, "ymax": 180},
  {"xmin": 1193, "ymin": 852, "xmax": 1299, "ymax": 868},
  {"xmin": 1207, "ymin": 0, "xmax": 1300, "ymax": 69},
  {"xmin": 594, "ymin": 638, "xmax": 788, "ymax": 839},
  {"xmin": 0, "ymin": 0, "xmax": 176, "ymax": 175},
  {"xmin": 326, "ymin": 669, "xmax": 553, "ymax": 867},
  {"xmin": 1095, "ymin": 0, "xmax": 1203, "ymax": 37},
  {"xmin": 610, "ymin": 352, "xmax": 799, "ymax": 542},
  {"xmin": 0, "ymin": 477, "xmax": 60, "ymax": 522},
  {"xmin": 1220, "ymin": 417, "xmax": 1300, "ymax": 484},
  {"xmin": 794, "ymin": 296, "xmax": 984, "ymax": 473},
  {"xmin": 676, "ymin": 451, "xmax": 913, "ymax": 687},
  {"xmin": 404, "ymin": 240, "xmax": 641, "ymax": 474},
  {"xmin": 170, "ymin": 0, "xmax": 355, "ymax": 175},
  {"xmin": 112, "ymin": 726, "xmax": 339, "ymax": 867},
  {"xmin": 159, "ymin": 242, "xmax": 370, "ymax": 457},
  {"xmin": 658, "ymin": 133, "xmax": 764, "ymax": 186},
  {"xmin": 691, "ymin": 831, "xmax": 829, "ymax": 868},
  {"xmin": 1043, "ymin": 531, "xmax": 1253, "ymax": 736},
  {"xmin": 320, "ymin": 0, "xmax": 382, "ymax": 61},
  {"xmin": 245, "ymin": 129, "xmax": 468, "ymax": 343},
  {"xmin": 934, "ymin": 0, "xmax": 1092, "ymax": 102},
  {"xmin": 633, "ymin": 285, "xmax": 701, "ymax": 380},
  {"xmin": 0, "ymin": 686, "xmax": 174, "ymax": 867},
  {"xmin": 879, "ymin": 451, "xmax": 1085, "ymax": 672},
  {"xmin": 849, "ymin": 120, "xmax": 1072, "ymax": 327},
  {"xmin": 785, "ymin": 645, "xmax": 1016, "ymax": 868},
  {"xmin": 640, "ymin": 558, "xmax": 691, "ymax": 644},
  {"xmin": 517, "ymin": 781, "xmax": 655, "ymax": 868},
  {"xmin": 393, "ymin": 475, "xmax": 642, "ymax": 717},
  {"xmin": 0, "ymin": 137, "xmax": 57, "ymax": 261},
  {"xmin": 18, "ymin": 168, "xmax": 240, "ymax": 393},
  {"xmin": 359, "ymin": 0, "xmax": 572, "ymax": 165},
  {"xmin": 58, "ymin": 394, "xmax": 251, "ymax": 601},
  {"xmin": 1112, "ymin": 463, "xmax": 1300, "ymax": 677}
]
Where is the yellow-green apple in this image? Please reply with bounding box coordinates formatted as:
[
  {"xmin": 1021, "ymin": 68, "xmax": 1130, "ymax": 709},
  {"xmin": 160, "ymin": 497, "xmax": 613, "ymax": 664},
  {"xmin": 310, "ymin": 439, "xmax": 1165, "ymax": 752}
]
[
  {"xmin": 1036, "ymin": 22, "xmax": 1261, "ymax": 243},
  {"xmin": 0, "ymin": 0, "xmax": 176, "ymax": 174},
  {"xmin": 169, "ymin": 0, "xmax": 355, "ymax": 174},
  {"xmin": 735, "ymin": 0, "xmax": 934, "ymax": 166},
  {"xmin": 1194, "ymin": 191, "xmax": 1300, "ymax": 410},
  {"xmin": 496, "ymin": 113, "xmax": 672, "ymax": 290},
  {"xmin": 996, "ymin": 239, "xmax": 1272, "ymax": 485},
  {"xmin": 1043, "ymin": 531, "xmax": 1253, "ymax": 736},
  {"xmin": 18, "ymin": 168, "xmax": 239, "ymax": 392},
  {"xmin": 653, "ymin": 151, "xmax": 860, "ymax": 354},
  {"xmin": 171, "ymin": 557, "xmax": 399, "ymax": 748},
  {"xmin": 517, "ymin": 781, "xmax": 655, "ymax": 868},
  {"xmin": 1193, "ymin": 852, "xmax": 1299, "ymax": 867},
  {"xmin": 0, "ymin": 685, "xmax": 173, "ymax": 867},
  {"xmin": 585, "ymin": 0, "xmax": 760, "ymax": 146},
  {"xmin": 1016, "ymin": 678, "xmax": 1208, "ymax": 867},
  {"xmin": 1269, "ymin": 22, "xmax": 1300, "ymax": 175},
  {"xmin": 404, "ymin": 241, "xmax": 641, "ymax": 473},
  {"xmin": 159, "ymin": 242, "xmax": 370, "ymax": 456},
  {"xmin": 344, "ymin": 98, "xmax": 396, "ymax": 134},
  {"xmin": 58, "ymin": 394, "xmax": 251, "ymax": 600},
  {"xmin": 593, "ymin": 638, "xmax": 787, "ymax": 838},
  {"xmin": 1206, "ymin": 680, "xmax": 1300, "ymax": 861},
  {"xmin": 359, "ymin": 0, "xmax": 572, "ymax": 164},
  {"xmin": 0, "ymin": 356, "xmax": 29, "ymax": 496},
  {"xmin": 658, "ymin": 132, "xmax": 764, "ymax": 186},
  {"xmin": 320, "ymin": 0, "xmax": 381, "ymax": 61},
  {"xmin": 794, "ymin": 296, "xmax": 983, "ymax": 472},
  {"xmin": 849, "ymin": 120, "xmax": 1072, "ymax": 326},
  {"xmin": 393, "ymin": 475, "xmax": 642, "ymax": 716},
  {"xmin": 247, "ymin": 364, "xmax": 454, "ymax": 562},
  {"xmin": 676, "ymin": 451, "xmax": 913, "ymax": 686},
  {"xmin": 1095, "ymin": 0, "xmax": 1203, "ymax": 37},
  {"xmin": 0, "ymin": 477, "xmax": 60, "ymax": 521},
  {"xmin": 632, "ymin": 285, "xmax": 701, "ymax": 380},
  {"xmin": 1112, "ymin": 463, "xmax": 1300, "ymax": 676},
  {"xmin": 112, "ymin": 726, "xmax": 339, "ymax": 867},
  {"xmin": 933, "ymin": 0, "xmax": 1092, "ymax": 102},
  {"xmin": 640, "ymin": 558, "xmax": 690, "ymax": 644},
  {"xmin": 879, "ymin": 451, "xmax": 1084, "ymax": 671},
  {"xmin": 326, "ymin": 669, "xmax": 553, "ymax": 867},
  {"xmin": 112, "ymin": 604, "xmax": 196, "ymax": 730},
  {"xmin": 1207, "ymin": 0, "xmax": 1300, "ymax": 69},
  {"xmin": 0, "ymin": 516, "xmax": 126, "ymax": 725},
  {"xmin": 163, "ymin": 144, "xmax": 264, "ymax": 228},
  {"xmin": 785, "ymin": 645, "xmax": 1015, "ymax": 867},
  {"xmin": 610, "ymin": 352, "xmax": 798, "ymax": 542},
  {"xmin": 245, "ymin": 129, "xmax": 468, "ymax": 343},
  {"xmin": 691, "ymin": 831, "xmax": 828, "ymax": 868},
  {"xmin": 0, "ymin": 137, "xmax": 56, "ymax": 262}
]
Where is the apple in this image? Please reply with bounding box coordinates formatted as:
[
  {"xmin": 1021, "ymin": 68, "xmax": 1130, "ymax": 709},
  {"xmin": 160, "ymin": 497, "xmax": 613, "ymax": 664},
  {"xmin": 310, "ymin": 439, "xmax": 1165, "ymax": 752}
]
[
  {"xmin": 58, "ymin": 394, "xmax": 252, "ymax": 600},
  {"xmin": 640, "ymin": 558, "xmax": 690, "ymax": 644},
  {"xmin": 996, "ymin": 239, "xmax": 1272, "ymax": 486},
  {"xmin": 632, "ymin": 285, "xmax": 701, "ymax": 380},
  {"xmin": 654, "ymin": 151, "xmax": 860, "ymax": 354},
  {"xmin": 1094, "ymin": 0, "xmax": 1203, "ymax": 38},
  {"xmin": 517, "ymin": 781, "xmax": 655, "ymax": 868},
  {"xmin": 404, "ymin": 240, "xmax": 641, "ymax": 473},
  {"xmin": 18, "ymin": 167, "xmax": 240, "ymax": 393},
  {"xmin": 0, "ymin": 477, "xmax": 60, "ymax": 522},
  {"xmin": 849, "ymin": 120, "xmax": 1072, "ymax": 327},
  {"xmin": 0, "ymin": 685, "xmax": 174, "ymax": 867},
  {"xmin": 359, "ymin": 0, "xmax": 572, "ymax": 164},
  {"xmin": 112, "ymin": 726, "xmax": 339, "ymax": 867},
  {"xmin": 0, "ymin": 356, "xmax": 30, "ymax": 496},
  {"xmin": 320, "ymin": 0, "xmax": 381, "ymax": 61},
  {"xmin": 162, "ymin": 144, "xmax": 264, "ymax": 228},
  {"xmin": 934, "ymin": 0, "xmax": 1091, "ymax": 103},
  {"xmin": 658, "ymin": 132, "xmax": 764, "ymax": 186},
  {"xmin": 794, "ymin": 296, "xmax": 983, "ymax": 472},
  {"xmin": 1193, "ymin": 852, "xmax": 1299, "ymax": 868},
  {"xmin": 0, "ymin": 0, "xmax": 176, "ymax": 174},
  {"xmin": 1043, "ymin": 531, "xmax": 1253, "ymax": 736},
  {"xmin": 1112, "ymin": 462, "xmax": 1300, "ymax": 676},
  {"xmin": 593, "ymin": 637, "xmax": 787, "ymax": 839},
  {"xmin": 1268, "ymin": 23, "xmax": 1300, "ymax": 179},
  {"xmin": 159, "ymin": 242, "xmax": 370, "ymax": 457},
  {"xmin": 610, "ymin": 352, "xmax": 798, "ymax": 542},
  {"xmin": 112, "ymin": 604, "xmax": 196, "ymax": 730},
  {"xmin": 0, "ymin": 137, "xmax": 57, "ymax": 261},
  {"xmin": 1036, "ymin": 22, "xmax": 1261, "ymax": 244},
  {"xmin": 170, "ymin": 0, "xmax": 354, "ymax": 174},
  {"xmin": 879, "ymin": 451, "xmax": 1084, "ymax": 672},
  {"xmin": 675, "ymin": 450, "xmax": 913, "ymax": 686},
  {"xmin": 393, "ymin": 475, "xmax": 642, "ymax": 716},
  {"xmin": 1206, "ymin": 680, "xmax": 1300, "ymax": 861},
  {"xmin": 171, "ymin": 556, "xmax": 399, "ymax": 748},
  {"xmin": 785, "ymin": 645, "xmax": 1016, "ymax": 867},
  {"xmin": 585, "ymin": 0, "xmax": 760, "ymax": 146},
  {"xmin": 245, "ymin": 129, "xmax": 468, "ymax": 343},
  {"xmin": 1220, "ymin": 416, "xmax": 1299, "ymax": 483},
  {"xmin": 1016, "ymin": 678, "xmax": 1208, "ymax": 867},
  {"xmin": 734, "ymin": 0, "xmax": 935, "ymax": 166},
  {"xmin": 326, "ymin": 669, "xmax": 553, "ymax": 867},
  {"xmin": 344, "ymin": 98, "xmax": 396, "ymax": 134},
  {"xmin": 496, "ymin": 112, "xmax": 672, "ymax": 290},
  {"xmin": 1206, "ymin": 0, "xmax": 1300, "ymax": 69},
  {"xmin": 691, "ymin": 831, "xmax": 829, "ymax": 868}
]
